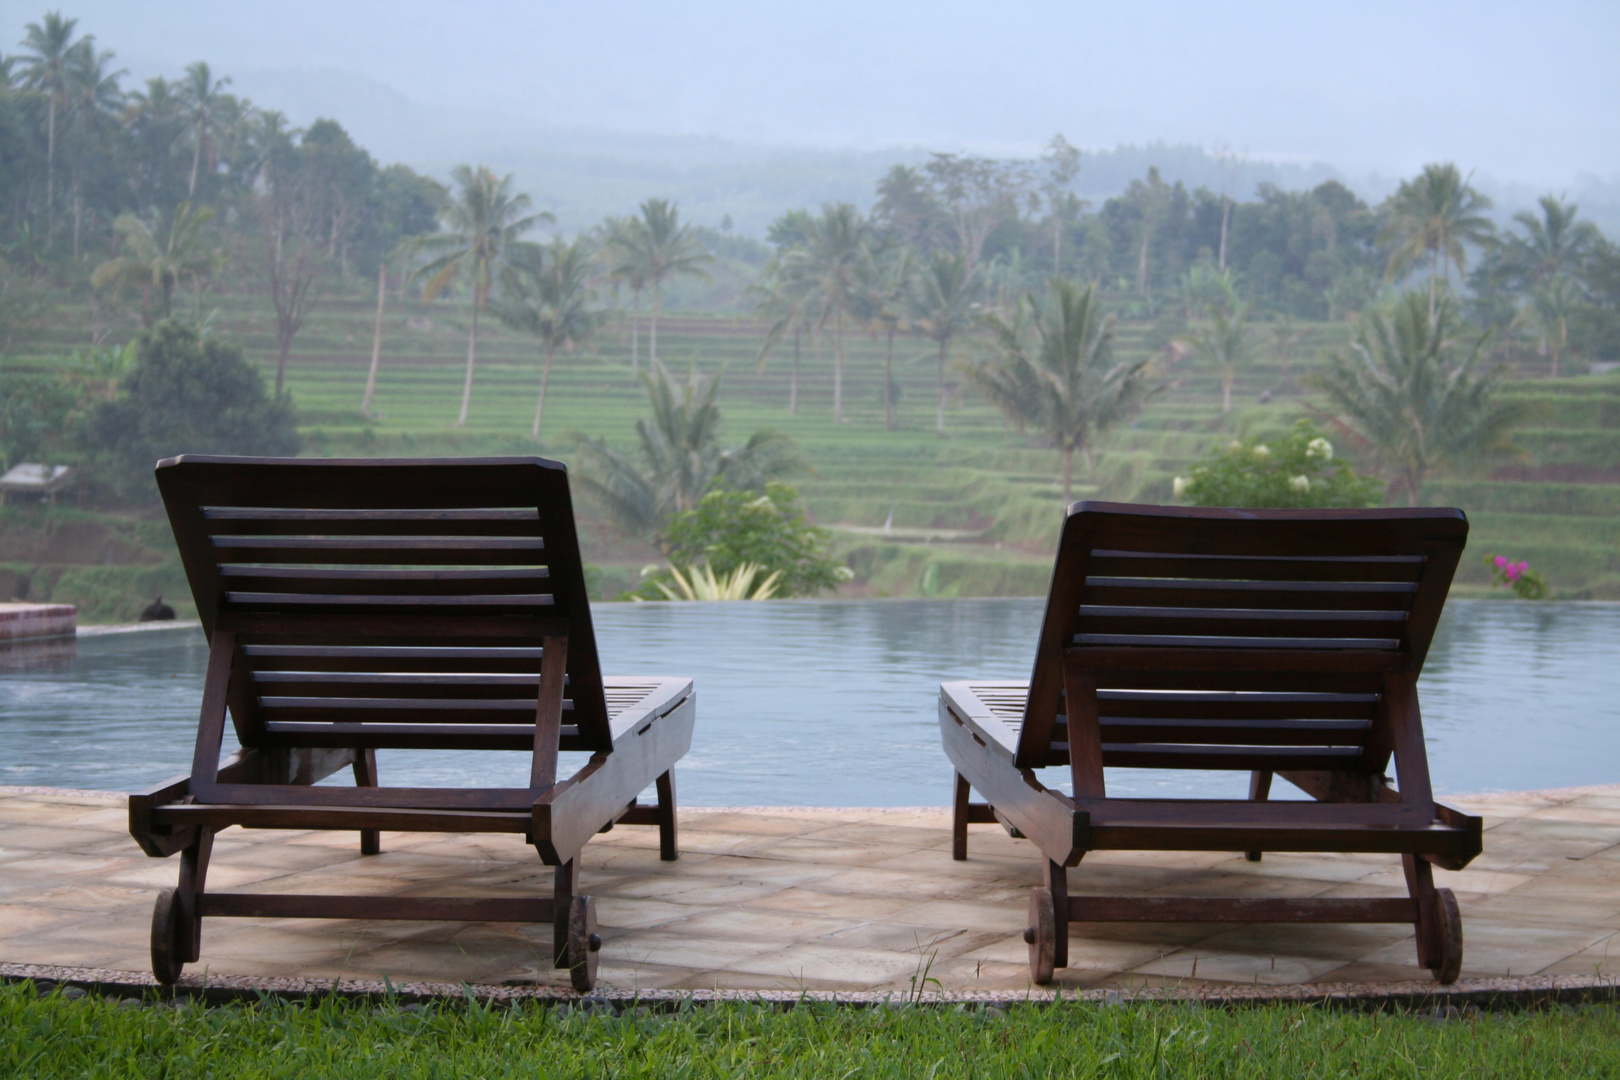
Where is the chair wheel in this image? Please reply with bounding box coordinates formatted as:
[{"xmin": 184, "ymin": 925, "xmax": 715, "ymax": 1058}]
[
  {"xmin": 150, "ymin": 888, "xmax": 185, "ymax": 985},
  {"xmin": 567, "ymin": 895, "xmax": 600, "ymax": 993},
  {"xmin": 1431, "ymin": 887, "xmax": 1463, "ymax": 984},
  {"xmin": 1025, "ymin": 886, "xmax": 1056, "ymax": 985}
]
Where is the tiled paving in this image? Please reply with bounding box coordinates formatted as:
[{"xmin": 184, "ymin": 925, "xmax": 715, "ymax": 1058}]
[{"xmin": 1, "ymin": 785, "xmax": 1618, "ymax": 998}]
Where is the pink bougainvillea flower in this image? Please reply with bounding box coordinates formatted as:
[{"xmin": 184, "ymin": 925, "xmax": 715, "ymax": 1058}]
[{"xmin": 1494, "ymin": 556, "xmax": 1509, "ymax": 569}]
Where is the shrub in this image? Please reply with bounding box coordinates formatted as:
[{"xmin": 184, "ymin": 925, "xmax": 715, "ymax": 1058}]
[
  {"xmin": 633, "ymin": 483, "xmax": 851, "ymax": 599},
  {"xmin": 89, "ymin": 320, "xmax": 300, "ymax": 497},
  {"xmin": 1173, "ymin": 419, "xmax": 1382, "ymax": 509},
  {"xmin": 0, "ymin": 371, "xmax": 83, "ymax": 470}
]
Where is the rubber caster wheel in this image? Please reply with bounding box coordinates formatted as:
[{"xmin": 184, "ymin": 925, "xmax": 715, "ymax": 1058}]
[
  {"xmin": 567, "ymin": 895, "xmax": 601, "ymax": 993},
  {"xmin": 1431, "ymin": 887, "xmax": 1463, "ymax": 985},
  {"xmin": 150, "ymin": 888, "xmax": 185, "ymax": 985},
  {"xmin": 1023, "ymin": 886, "xmax": 1056, "ymax": 985}
]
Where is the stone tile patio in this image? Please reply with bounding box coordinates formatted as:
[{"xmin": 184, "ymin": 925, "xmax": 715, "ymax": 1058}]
[{"xmin": 1, "ymin": 785, "xmax": 1618, "ymax": 1001}]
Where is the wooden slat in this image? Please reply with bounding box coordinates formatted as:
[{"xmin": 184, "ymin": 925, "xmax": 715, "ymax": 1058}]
[
  {"xmin": 243, "ymin": 645, "xmax": 546, "ymax": 673},
  {"xmin": 1087, "ymin": 822, "xmax": 1472, "ymax": 855},
  {"xmin": 1076, "ymin": 634, "xmax": 1399, "ymax": 650},
  {"xmin": 152, "ymin": 803, "xmax": 533, "ymax": 832},
  {"xmin": 1067, "ymin": 896, "xmax": 1413, "ymax": 923},
  {"xmin": 1076, "ymin": 798, "xmax": 1423, "ymax": 827},
  {"xmin": 1087, "ymin": 551, "xmax": 1426, "ymax": 583},
  {"xmin": 1094, "ymin": 670, "xmax": 1389, "ymax": 694},
  {"xmin": 1079, "ymin": 606, "xmax": 1407, "ymax": 640},
  {"xmin": 220, "ymin": 566, "xmax": 550, "ymax": 595},
  {"xmin": 257, "ymin": 699, "xmax": 562, "ymax": 724},
  {"xmin": 191, "ymin": 783, "xmax": 537, "ymax": 809},
  {"xmin": 1097, "ymin": 691, "xmax": 1377, "ymax": 721},
  {"xmin": 257, "ymin": 722, "xmax": 578, "ymax": 750},
  {"xmin": 252, "ymin": 673, "xmax": 545, "ymax": 698},
  {"xmin": 225, "ymin": 592, "xmax": 554, "ymax": 609},
  {"xmin": 1099, "ymin": 744, "xmax": 1364, "ymax": 770},
  {"xmin": 1082, "ymin": 578, "xmax": 1416, "ymax": 611},
  {"xmin": 211, "ymin": 535, "xmax": 545, "ymax": 565},
  {"xmin": 1073, "ymin": 646, "xmax": 1403, "ymax": 671},
  {"xmin": 202, "ymin": 507, "xmax": 543, "ymax": 536},
  {"xmin": 1098, "ymin": 718, "xmax": 1370, "ymax": 746},
  {"xmin": 199, "ymin": 893, "xmax": 554, "ymax": 922}
]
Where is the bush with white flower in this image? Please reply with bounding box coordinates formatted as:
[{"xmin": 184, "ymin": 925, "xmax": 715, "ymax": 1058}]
[{"xmin": 1172, "ymin": 419, "xmax": 1383, "ymax": 509}]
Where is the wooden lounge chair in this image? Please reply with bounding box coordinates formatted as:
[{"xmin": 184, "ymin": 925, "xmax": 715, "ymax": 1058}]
[
  {"xmin": 128, "ymin": 456, "xmax": 695, "ymax": 991},
  {"xmin": 940, "ymin": 502, "xmax": 1482, "ymax": 985}
]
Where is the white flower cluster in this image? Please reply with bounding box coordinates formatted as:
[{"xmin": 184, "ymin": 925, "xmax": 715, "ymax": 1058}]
[
  {"xmin": 1289, "ymin": 475, "xmax": 1311, "ymax": 492},
  {"xmin": 1306, "ymin": 437, "xmax": 1334, "ymax": 461}
]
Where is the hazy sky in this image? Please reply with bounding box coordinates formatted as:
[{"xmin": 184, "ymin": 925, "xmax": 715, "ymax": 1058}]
[{"xmin": 5, "ymin": 0, "xmax": 1617, "ymax": 186}]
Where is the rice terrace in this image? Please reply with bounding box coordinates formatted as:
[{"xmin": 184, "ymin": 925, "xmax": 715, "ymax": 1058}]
[{"xmin": 0, "ymin": 1, "xmax": 1618, "ymax": 1077}]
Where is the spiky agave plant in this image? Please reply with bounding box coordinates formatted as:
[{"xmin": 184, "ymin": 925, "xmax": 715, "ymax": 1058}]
[{"xmin": 634, "ymin": 561, "xmax": 783, "ymax": 602}]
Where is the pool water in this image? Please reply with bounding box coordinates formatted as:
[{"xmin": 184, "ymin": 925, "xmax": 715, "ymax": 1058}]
[{"xmin": 1, "ymin": 599, "xmax": 1616, "ymax": 805}]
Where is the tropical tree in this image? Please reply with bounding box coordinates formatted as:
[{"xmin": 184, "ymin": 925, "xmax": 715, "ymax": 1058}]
[
  {"xmin": 852, "ymin": 243, "xmax": 912, "ymax": 430},
  {"xmin": 180, "ymin": 61, "xmax": 229, "ymax": 198},
  {"xmin": 601, "ymin": 215, "xmax": 649, "ymax": 373},
  {"xmin": 1313, "ymin": 292, "xmax": 1520, "ymax": 505},
  {"xmin": 605, "ymin": 199, "xmax": 712, "ymax": 367},
  {"xmin": 1502, "ymin": 195, "xmax": 1600, "ymax": 288},
  {"xmin": 572, "ymin": 361, "xmax": 802, "ymax": 535},
  {"xmin": 964, "ymin": 280, "xmax": 1153, "ymax": 501},
  {"xmin": 414, "ymin": 165, "xmax": 551, "ymax": 426},
  {"xmin": 90, "ymin": 201, "xmax": 221, "ymax": 322},
  {"xmin": 784, "ymin": 203, "xmax": 868, "ymax": 422},
  {"xmin": 59, "ymin": 38, "xmax": 124, "ymax": 257},
  {"xmin": 1188, "ymin": 293, "xmax": 1250, "ymax": 414},
  {"xmin": 494, "ymin": 237, "xmax": 603, "ymax": 439},
  {"xmin": 752, "ymin": 251, "xmax": 821, "ymax": 416},
  {"xmin": 1379, "ymin": 163, "xmax": 1495, "ymax": 319},
  {"xmin": 16, "ymin": 11, "xmax": 84, "ymax": 217},
  {"xmin": 907, "ymin": 250, "xmax": 980, "ymax": 433}
]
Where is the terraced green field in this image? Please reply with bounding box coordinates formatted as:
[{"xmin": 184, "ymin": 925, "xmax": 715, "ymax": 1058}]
[{"xmin": 7, "ymin": 288, "xmax": 1619, "ymax": 614}]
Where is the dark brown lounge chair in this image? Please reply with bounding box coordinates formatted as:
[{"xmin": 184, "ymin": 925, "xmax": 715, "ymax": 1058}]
[
  {"xmin": 129, "ymin": 456, "xmax": 695, "ymax": 991},
  {"xmin": 940, "ymin": 502, "xmax": 1481, "ymax": 985}
]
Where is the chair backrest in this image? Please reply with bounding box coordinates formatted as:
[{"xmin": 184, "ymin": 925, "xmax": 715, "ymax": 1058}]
[
  {"xmin": 156, "ymin": 456, "xmax": 612, "ymax": 756},
  {"xmin": 1015, "ymin": 502, "xmax": 1467, "ymax": 775}
]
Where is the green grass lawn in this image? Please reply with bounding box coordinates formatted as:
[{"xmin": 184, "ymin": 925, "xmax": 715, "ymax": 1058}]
[
  {"xmin": 9, "ymin": 288, "xmax": 1620, "ymax": 614},
  {"xmin": 3, "ymin": 983, "xmax": 1616, "ymax": 1079}
]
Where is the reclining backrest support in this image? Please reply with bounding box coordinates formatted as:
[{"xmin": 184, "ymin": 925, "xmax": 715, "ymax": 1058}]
[
  {"xmin": 156, "ymin": 456, "xmax": 611, "ymax": 794},
  {"xmin": 1017, "ymin": 503, "xmax": 1468, "ymax": 802}
]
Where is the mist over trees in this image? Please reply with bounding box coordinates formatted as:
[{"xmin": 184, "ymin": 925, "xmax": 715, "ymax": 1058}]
[{"xmin": 3, "ymin": 9, "xmax": 1620, "ymax": 522}]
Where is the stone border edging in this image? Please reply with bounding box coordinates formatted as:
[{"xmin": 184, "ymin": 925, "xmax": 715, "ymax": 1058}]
[{"xmin": 3, "ymin": 962, "xmax": 1616, "ymax": 1012}]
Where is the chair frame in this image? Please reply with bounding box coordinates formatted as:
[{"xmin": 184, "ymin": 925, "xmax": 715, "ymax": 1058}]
[
  {"xmin": 940, "ymin": 502, "xmax": 1482, "ymax": 985},
  {"xmin": 128, "ymin": 456, "xmax": 695, "ymax": 991}
]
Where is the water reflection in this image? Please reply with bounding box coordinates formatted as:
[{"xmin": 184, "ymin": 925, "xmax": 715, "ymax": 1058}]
[{"xmin": 0, "ymin": 600, "xmax": 1615, "ymax": 804}]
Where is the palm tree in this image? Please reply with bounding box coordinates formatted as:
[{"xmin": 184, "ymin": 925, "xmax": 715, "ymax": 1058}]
[
  {"xmin": 61, "ymin": 40, "xmax": 124, "ymax": 258},
  {"xmin": 1313, "ymin": 292, "xmax": 1520, "ymax": 505},
  {"xmin": 495, "ymin": 237, "xmax": 603, "ymax": 439},
  {"xmin": 90, "ymin": 201, "xmax": 221, "ymax": 322},
  {"xmin": 573, "ymin": 362, "xmax": 802, "ymax": 535},
  {"xmin": 606, "ymin": 199, "xmax": 712, "ymax": 367},
  {"xmin": 1498, "ymin": 196, "xmax": 1600, "ymax": 376},
  {"xmin": 601, "ymin": 215, "xmax": 649, "ymax": 373},
  {"xmin": 1379, "ymin": 163, "xmax": 1495, "ymax": 320},
  {"xmin": 786, "ymin": 203, "xmax": 869, "ymax": 422},
  {"xmin": 907, "ymin": 250, "xmax": 980, "ymax": 433},
  {"xmin": 16, "ymin": 11, "xmax": 84, "ymax": 218},
  {"xmin": 180, "ymin": 61, "xmax": 230, "ymax": 198},
  {"xmin": 852, "ymin": 244, "xmax": 912, "ymax": 430},
  {"xmin": 1188, "ymin": 294, "xmax": 1250, "ymax": 414},
  {"xmin": 964, "ymin": 280, "xmax": 1152, "ymax": 502},
  {"xmin": 414, "ymin": 165, "xmax": 552, "ymax": 427},
  {"xmin": 752, "ymin": 254, "xmax": 821, "ymax": 416}
]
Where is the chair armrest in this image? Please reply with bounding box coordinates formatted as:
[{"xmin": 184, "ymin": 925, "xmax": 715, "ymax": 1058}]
[{"xmin": 128, "ymin": 773, "xmax": 194, "ymax": 857}]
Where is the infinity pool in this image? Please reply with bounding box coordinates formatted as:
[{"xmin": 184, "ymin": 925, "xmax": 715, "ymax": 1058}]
[{"xmin": 2, "ymin": 599, "xmax": 1617, "ymax": 804}]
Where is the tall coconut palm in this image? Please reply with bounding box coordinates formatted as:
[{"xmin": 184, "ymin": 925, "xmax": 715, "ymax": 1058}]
[
  {"xmin": 907, "ymin": 250, "xmax": 980, "ymax": 433},
  {"xmin": 784, "ymin": 203, "xmax": 868, "ymax": 422},
  {"xmin": 572, "ymin": 361, "xmax": 802, "ymax": 535},
  {"xmin": 1379, "ymin": 163, "xmax": 1495, "ymax": 320},
  {"xmin": 601, "ymin": 215, "xmax": 649, "ymax": 373},
  {"xmin": 752, "ymin": 254, "xmax": 821, "ymax": 416},
  {"xmin": 606, "ymin": 199, "xmax": 712, "ymax": 367},
  {"xmin": 17, "ymin": 11, "xmax": 84, "ymax": 217},
  {"xmin": 852, "ymin": 244, "xmax": 912, "ymax": 430},
  {"xmin": 180, "ymin": 60, "xmax": 230, "ymax": 198},
  {"xmin": 965, "ymin": 280, "xmax": 1153, "ymax": 502},
  {"xmin": 1504, "ymin": 196, "xmax": 1600, "ymax": 287},
  {"xmin": 1313, "ymin": 292, "xmax": 1520, "ymax": 505},
  {"xmin": 90, "ymin": 201, "xmax": 221, "ymax": 322},
  {"xmin": 1188, "ymin": 295, "xmax": 1250, "ymax": 414},
  {"xmin": 61, "ymin": 40, "xmax": 124, "ymax": 257},
  {"xmin": 495, "ymin": 237, "xmax": 603, "ymax": 439},
  {"xmin": 414, "ymin": 165, "xmax": 551, "ymax": 427}
]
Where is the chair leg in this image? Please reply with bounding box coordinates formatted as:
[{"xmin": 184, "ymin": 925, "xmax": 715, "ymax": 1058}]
[
  {"xmin": 553, "ymin": 858, "xmax": 578, "ymax": 969},
  {"xmin": 952, "ymin": 772, "xmax": 971, "ymax": 861},
  {"xmin": 1403, "ymin": 853, "xmax": 1462, "ymax": 981},
  {"xmin": 1245, "ymin": 770, "xmax": 1273, "ymax": 861},
  {"xmin": 1044, "ymin": 858, "xmax": 1069, "ymax": 970},
  {"xmin": 353, "ymin": 749, "xmax": 381, "ymax": 855},
  {"xmin": 655, "ymin": 769, "xmax": 678, "ymax": 862},
  {"xmin": 153, "ymin": 826, "xmax": 214, "ymax": 982}
]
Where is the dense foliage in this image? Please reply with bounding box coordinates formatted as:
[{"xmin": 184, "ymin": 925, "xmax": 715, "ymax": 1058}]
[
  {"xmin": 89, "ymin": 319, "xmax": 299, "ymax": 492},
  {"xmin": 649, "ymin": 482, "xmax": 852, "ymax": 598},
  {"xmin": 2, "ymin": 983, "xmax": 1617, "ymax": 1079},
  {"xmin": 1174, "ymin": 419, "xmax": 1383, "ymax": 509}
]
